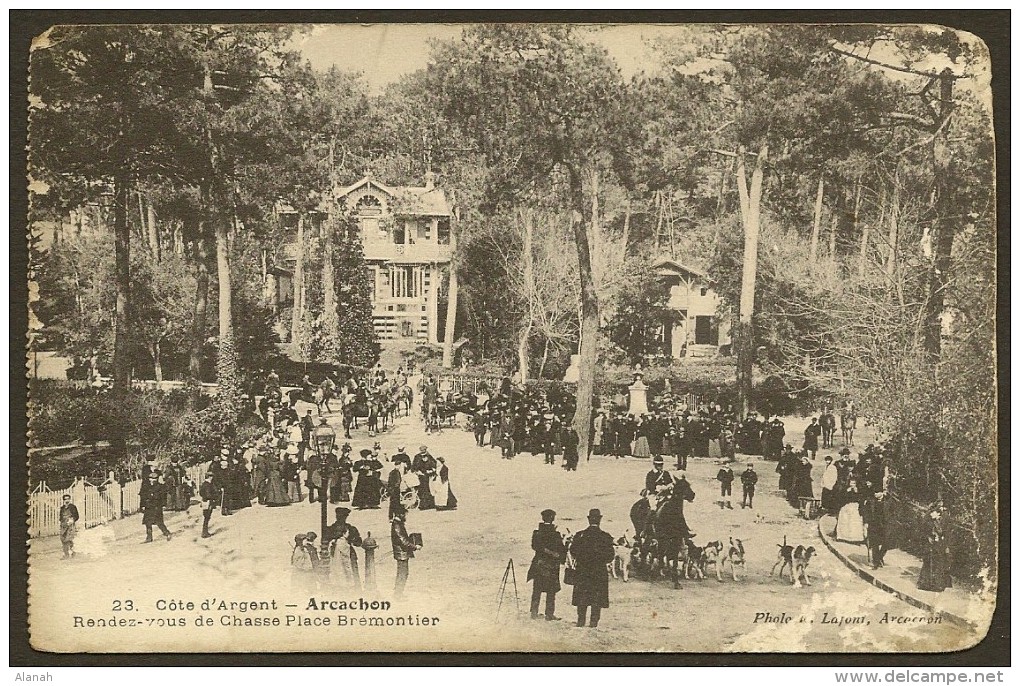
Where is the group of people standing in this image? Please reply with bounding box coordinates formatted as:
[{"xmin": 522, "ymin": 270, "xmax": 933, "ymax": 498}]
[
  {"xmin": 470, "ymin": 382, "xmax": 582, "ymax": 471},
  {"xmin": 289, "ymin": 503, "xmax": 422, "ymax": 599},
  {"xmin": 818, "ymin": 445, "xmax": 893, "ymax": 571},
  {"xmin": 527, "ymin": 507, "xmax": 615, "ymax": 628}
]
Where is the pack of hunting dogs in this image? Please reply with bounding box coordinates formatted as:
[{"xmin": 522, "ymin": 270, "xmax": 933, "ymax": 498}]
[{"xmin": 609, "ymin": 481, "xmax": 817, "ymax": 589}]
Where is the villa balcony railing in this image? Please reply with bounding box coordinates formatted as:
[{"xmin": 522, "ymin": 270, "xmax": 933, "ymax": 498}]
[
  {"xmin": 277, "ymin": 240, "xmax": 451, "ymax": 267},
  {"xmin": 363, "ymin": 242, "xmax": 451, "ymax": 263}
]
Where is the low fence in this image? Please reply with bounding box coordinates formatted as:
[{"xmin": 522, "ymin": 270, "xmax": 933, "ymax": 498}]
[
  {"xmin": 28, "ymin": 463, "xmax": 207, "ymax": 539},
  {"xmin": 432, "ymin": 374, "xmax": 711, "ymax": 414},
  {"xmin": 436, "ymin": 374, "xmax": 502, "ymax": 397}
]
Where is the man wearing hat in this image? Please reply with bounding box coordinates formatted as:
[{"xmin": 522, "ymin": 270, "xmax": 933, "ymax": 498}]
[
  {"xmin": 140, "ymin": 469, "xmax": 172, "ymax": 543},
  {"xmin": 326, "ymin": 506, "xmax": 363, "ymax": 586},
  {"xmin": 199, "ymin": 472, "xmax": 218, "ymax": 538},
  {"xmin": 861, "ymin": 490, "xmax": 889, "ymax": 569},
  {"xmin": 716, "ymin": 462, "xmax": 735, "ymax": 509},
  {"xmin": 528, "ymin": 509, "xmax": 566, "ymax": 621},
  {"xmin": 326, "ymin": 507, "xmax": 363, "ymax": 548},
  {"xmin": 58, "ymin": 494, "xmax": 79, "ymax": 558},
  {"xmin": 412, "ymin": 445, "xmax": 438, "ymax": 510},
  {"xmin": 390, "ymin": 505, "xmax": 420, "ymax": 599},
  {"xmin": 568, "ymin": 508, "xmax": 615, "ymax": 628},
  {"xmin": 740, "ymin": 463, "xmax": 759, "ymax": 509},
  {"xmin": 645, "ymin": 456, "xmax": 675, "ymax": 496}
]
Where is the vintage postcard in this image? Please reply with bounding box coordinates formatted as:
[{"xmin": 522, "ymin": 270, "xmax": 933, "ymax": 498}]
[{"xmin": 24, "ymin": 21, "xmax": 998, "ymax": 653}]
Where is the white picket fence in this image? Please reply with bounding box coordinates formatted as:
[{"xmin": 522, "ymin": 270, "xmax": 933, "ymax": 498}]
[{"xmin": 28, "ymin": 463, "xmax": 207, "ymax": 539}]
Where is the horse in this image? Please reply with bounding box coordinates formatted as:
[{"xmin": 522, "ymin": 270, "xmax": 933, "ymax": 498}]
[
  {"xmin": 316, "ymin": 381, "xmax": 337, "ymax": 415},
  {"xmin": 840, "ymin": 407, "xmax": 857, "ymax": 446},
  {"xmin": 631, "ymin": 479, "xmax": 697, "ymax": 587},
  {"xmin": 396, "ymin": 384, "xmax": 414, "ymax": 417},
  {"xmin": 341, "ymin": 392, "xmax": 371, "ymax": 439}
]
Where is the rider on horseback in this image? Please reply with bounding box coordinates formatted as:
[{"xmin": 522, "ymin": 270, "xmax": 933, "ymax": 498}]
[{"xmin": 644, "ymin": 456, "xmax": 675, "ymax": 495}]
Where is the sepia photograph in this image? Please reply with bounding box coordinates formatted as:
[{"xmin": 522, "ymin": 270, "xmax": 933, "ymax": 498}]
[{"xmin": 22, "ymin": 18, "xmax": 1000, "ymax": 655}]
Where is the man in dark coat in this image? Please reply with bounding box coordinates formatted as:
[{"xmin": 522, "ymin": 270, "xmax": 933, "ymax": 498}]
[
  {"xmin": 326, "ymin": 506, "xmax": 363, "ymax": 583},
  {"xmin": 140, "ymin": 471, "xmax": 172, "ymax": 542},
  {"xmin": 527, "ymin": 509, "xmax": 566, "ymax": 621},
  {"xmin": 716, "ymin": 463, "xmax": 735, "ymax": 509},
  {"xmin": 562, "ymin": 428, "xmax": 580, "ymax": 471},
  {"xmin": 198, "ymin": 472, "xmax": 218, "ymax": 538},
  {"xmin": 306, "ymin": 450, "xmax": 323, "ymax": 503},
  {"xmin": 645, "ymin": 456, "xmax": 674, "ymax": 495},
  {"xmin": 740, "ymin": 462, "xmax": 759, "ymax": 509},
  {"xmin": 803, "ymin": 418, "xmax": 822, "ymax": 460},
  {"xmin": 569, "ymin": 508, "xmax": 615, "ymax": 628},
  {"xmin": 765, "ymin": 418, "xmax": 785, "ymax": 461},
  {"xmin": 390, "ymin": 505, "xmax": 420, "ymax": 599},
  {"xmin": 861, "ymin": 491, "xmax": 889, "ymax": 569},
  {"xmin": 387, "ymin": 459, "xmax": 411, "ymax": 519},
  {"xmin": 411, "ymin": 446, "xmax": 438, "ymax": 510},
  {"xmin": 777, "ymin": 445, "xmax": 797, "ymax": 492},
  {"xmin": 59, "ymin": 494, "xmax": 79, "ymax": 558}
]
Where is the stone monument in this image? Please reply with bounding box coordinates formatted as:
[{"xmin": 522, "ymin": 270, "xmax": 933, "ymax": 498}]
[{"xmin": 628, "ymin": 365, "xmax": 649, "ymax": 416}]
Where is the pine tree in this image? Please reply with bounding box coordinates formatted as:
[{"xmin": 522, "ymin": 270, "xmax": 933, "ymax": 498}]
[{"xmin": 323, "ymin": 214, "xmax": 379, "ymax": 368}]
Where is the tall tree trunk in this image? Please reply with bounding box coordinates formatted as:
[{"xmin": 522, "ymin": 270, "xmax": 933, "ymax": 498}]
[
  {"xmin": 189, "ymin": 235, "xmax": 209, "ymax": 386},
  {"xmin": 152, "ymin": 341, "xmax": 163, "ymax": 384},
  {"xmin": 855, "ymin": 181, "xmax": 867, "ymax": 278},
  {"xmin": 112, "ymin": 170, "xmax": 132, "ymax": 460},
  {"xmin": 828, "ymin": 208, "xmax": 838, "ymax": 258},
  {"xmin": 567, "ymin": 164, "xmax": 600, "ymax": 463},
  {"xmin": 810, "ymin": 175, "xmax": 824, "ymax": 262},
  {"xmin": 538, "ymin": 337, "xmax": 552, "ymax": 379},
  {"xmin": 113, "ymin": 170, "xmax": 132, "ymax": 396},
  {"xmin": 291, "ymin": 213, "xmax": 305, "ymax": 355},
  {"xmin": 214, "ymin": 203, "xmax": 239, "ymax": 409},
  {"xmin": 885, "ymin": 181, "xmax": 899, "ymax": 276},
  {"xmin": 518, "ymin": 208, "xmax": 536, "ymax": 382},
  {"xmin": 441, "ymin": 211, "xmax": 459, "ymax": 368},
  {"xmin": 923, "ymin": 68, "xmax": 956, "ymax": 359},
  {"xmin": 621, "ymin": 197, "xmax": 631, "ymax": 258},
  {"xmin": 147, "ymin": 198, "xmax": 160, "ymax": 262},
  {"xmin": 717, "ymin": 156, "xmax": 732, "ymax": 217},
  {"xmin": 735, "ymin": 145, "xmax": 767, "ymax": 417},
  {"xmin": 322, "ymin": 216, "xmax": 336, "ymax": 319},
  {"xmin": 517, "ymin": 323, "xmax": 532, "ymax": 383}
]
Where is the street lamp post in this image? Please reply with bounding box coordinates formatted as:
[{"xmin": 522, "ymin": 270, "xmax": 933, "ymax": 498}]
[{"xmin": 312, "ymin": 418, "xmax": 337, "ymax": 560}]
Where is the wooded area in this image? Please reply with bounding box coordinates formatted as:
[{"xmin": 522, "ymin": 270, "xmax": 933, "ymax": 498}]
[{"xmin": 28, "ymin": 24, "xmax": 996, "ymax": 571}]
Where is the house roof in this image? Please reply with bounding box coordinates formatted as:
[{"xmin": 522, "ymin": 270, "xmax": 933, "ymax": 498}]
[
  {"xmin": 336, "ymin": 176, "xmax": 398, "ymax": 199},
  {"xmin": 653, "ymin": 258, "xmax": 709, "ymax": 281},
  {"xmin": 336, "ymin": 175, "xmax": 452, "ymax": 217}
]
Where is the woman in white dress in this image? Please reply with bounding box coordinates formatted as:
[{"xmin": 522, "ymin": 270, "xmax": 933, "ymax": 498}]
[{"xmin": 835, "ymin": 480, "xmax": 866, "ymax": 543}]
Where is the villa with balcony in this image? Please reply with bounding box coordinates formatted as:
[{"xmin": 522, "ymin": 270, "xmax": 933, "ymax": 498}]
[
  {"xmin": 271, "ymin": 172, "xmax": 453, "ymax": 357},
  {"xmin": 654, "ymin": 259, "xmax": 732, "ymax": 359}
]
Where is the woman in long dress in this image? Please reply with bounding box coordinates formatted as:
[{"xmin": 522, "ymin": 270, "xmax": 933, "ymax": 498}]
[
  {"xmin": 433, "ymin": 457, "xmax": 458, "ymax": 511},
  {"xmin": 262, "ymin": 451, "xmax": 292, "ymax": 507},
  {"xmin": 787, "ymin": 455, "xmax": 814, "ymax": 508},
  {"xmin": 835, "ymin": 480, "xmax": 866, "ymax": 543},
  {"xmin": 337, "ymin": 448, "xmax": 354, "ymax": 503},
  {"xmin": 164, "ymin": 458, "xmax": 192, "ymax": 511},
  {"xmin": 632, "ymin": 416, "xmax": 652, "ymax": 458},
  {"xmin": 917, "ymin": 505, "xmax": 953, "ymax": 592},
  {"xmin": 351, "ymin": 449, "xmax": 383, "ymax": 509}
]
